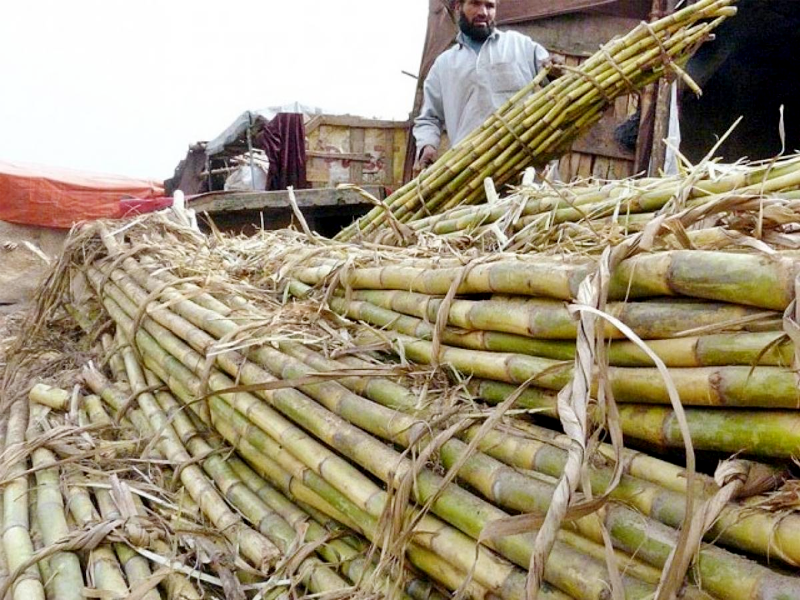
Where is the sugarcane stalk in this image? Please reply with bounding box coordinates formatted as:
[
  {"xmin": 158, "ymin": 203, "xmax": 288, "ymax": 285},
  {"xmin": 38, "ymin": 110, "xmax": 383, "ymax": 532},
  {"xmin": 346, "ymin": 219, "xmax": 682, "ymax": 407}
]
[
  {"xmin": 98, "ymin": 260, "xmax": 668, "ymax": 599},
  {"xmin": 286, "ymin": 342, "xmax": 800, "ymax": 596},
  {"xmin": 102, "ymin": 332, "xmax": 129, "ymax": 386},
  {"xmin": 29, "ymin": 384, "xmax": 70, "ymax": 411},
  {"xmin": 149, "ymin": 284, "xmax": 740, "ymax": 597},
  {"xmin": 207, "ymin": 398, "xmax": 554, "ymax": 600},
  {"xmin": 95, "ymin": 250, "xmax": 800, "ymax": 596},
  {"xmin": 289, "ymin": 250, "xmax": 799, "ymax": 311},
  {"xmin": 226, "ymin": 456, "xmax": 432, "ymax": 600},
  {"xmin": 309, "ymin": 284, "xmax": 787, "ymax": 368},
  {"xmin": 83, "ymin": 394, "xmax": 114, "ymax": 428},
  {"xmin": 384, "ymin": 13, "xmax": 724, "ymax": 229},
  {"xmin": 88, "ymin": 264, "xmax": 584, "ymax": 600},
  {"xmin": 27, "ymin": 489, "xmax": 53, "ymax": 600},
  {"xmin": 2, "ymin": 399, "xmax": 46, "ymax": 600},
  {"xmin": 474, "ymin": 376, "xmax": 800, "ymax": 457},
  {"xmin": 65, "ymin": 467, "xmax": 159, "ymax": 600},
  {"xmin": 95, "ymin": 286, "xmax": 547, "ymax": 600},
  {"xmin": 617, "ymin": 404, "xmax": 800, "ymax": 459},
  {"xmin": 353, "ymin": 327, "xmax": 800, "ymax": 409},
  {"xmin": 119, "ymin": 260, "xmax": 788, "ymax": 600},
  {"xmin": 65, "ymin": 219, "xmax": 800, "ymax": 600},
  {"xmin": 147, "ymin": 539, "xmax": 203, "ymax": 600},
  {"xmin": 461, "ymin": 382, "xmax": 800, "ymax": 566},
  {"xmin": 28, "ymin": 423, "xmax": 86, "ymax": 600},
  {"xmin": 137, "ymin": 368, "xmax": 353, "ymax": 597},
  {"xmin": 337, "ymin": 288, "xmax": 777, "ymax": 341},
  {"xmin": 80, "ymin": 364, "xmax": 280, "ymax": 573},
  {"xmin": 0, "ymin": 495, "xmax": 10, "ymax": 600}
]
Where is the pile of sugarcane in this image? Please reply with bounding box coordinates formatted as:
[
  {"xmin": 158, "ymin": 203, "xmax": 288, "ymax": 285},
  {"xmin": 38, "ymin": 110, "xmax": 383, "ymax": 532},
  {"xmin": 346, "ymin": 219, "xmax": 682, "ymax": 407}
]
[
  {"xmin": 1, "ymin": 332, "xmax": 447, "ymax": 599},
  {"xmin": 335, "ymin": 0, "xmax": 737, "ymax": 243},
  {"xmin": 2, "ymin": 211, "xmax": 798, "ymax": 600},
  {"xmin": 385, "ymin": 154, "xmax": 800, "ymax": 252}
]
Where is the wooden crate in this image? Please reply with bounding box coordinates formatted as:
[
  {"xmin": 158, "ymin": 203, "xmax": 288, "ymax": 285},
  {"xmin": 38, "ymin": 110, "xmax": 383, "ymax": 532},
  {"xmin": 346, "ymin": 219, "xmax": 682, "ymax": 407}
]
[{"xmin": 305, "ymin": 115, "xmax": 409, "ymax": 190}]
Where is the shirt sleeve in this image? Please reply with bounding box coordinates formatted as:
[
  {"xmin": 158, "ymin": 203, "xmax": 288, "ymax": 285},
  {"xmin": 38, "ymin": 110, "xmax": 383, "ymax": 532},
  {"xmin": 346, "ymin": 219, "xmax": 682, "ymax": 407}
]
[
  {"xmin": 531, "ymin": 40, "xmax": 550, "ymax": 75},
  {"xmin": 412, "ymin": 61, "xmax": 445, "ymax": 159}
]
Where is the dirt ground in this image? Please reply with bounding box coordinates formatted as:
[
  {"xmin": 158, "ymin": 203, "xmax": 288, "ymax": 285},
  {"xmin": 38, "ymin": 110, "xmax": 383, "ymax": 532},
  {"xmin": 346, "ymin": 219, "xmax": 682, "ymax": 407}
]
[{"xmin": 0, "ymin": 221, "xmax": 67, "ymax": 314}]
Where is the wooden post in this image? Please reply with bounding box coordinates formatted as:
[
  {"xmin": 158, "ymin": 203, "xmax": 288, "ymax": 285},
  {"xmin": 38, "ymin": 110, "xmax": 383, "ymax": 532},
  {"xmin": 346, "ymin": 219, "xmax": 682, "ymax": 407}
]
[
  {"xmin": 649, "ymin": 79, "xmax": 673, "ymax": 176},
  {"xmin": 633, "ymin": 84, "xmax": 656, "ymax": 174},
  {"xmin": 634, "ymin": 0, "xmax": 675, "ymax": 176},
  {"xmin": 384, "ymin": 128, "xmax": 396, "ymax": 187},
  {"xmin": 246, "ymin": 113, "xmax": 257, "ymax": 191},
  {"xmin": 647, "ymin": 0, "xmax": 679, "ymax": 176}
]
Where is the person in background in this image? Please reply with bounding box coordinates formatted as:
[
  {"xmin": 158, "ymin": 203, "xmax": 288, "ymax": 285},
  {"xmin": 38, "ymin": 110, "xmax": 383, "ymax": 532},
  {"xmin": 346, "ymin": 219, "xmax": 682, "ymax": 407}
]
[{"xmin": 413, "ymin": 0, "xmax": 551, "ymax": 173}]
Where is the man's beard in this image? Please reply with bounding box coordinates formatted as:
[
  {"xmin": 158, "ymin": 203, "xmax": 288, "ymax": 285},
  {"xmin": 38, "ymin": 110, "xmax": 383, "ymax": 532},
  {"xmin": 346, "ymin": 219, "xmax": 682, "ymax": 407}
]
[{"xmin": 458, "ymin": 11, "xmax": 495, "ymax": 42}]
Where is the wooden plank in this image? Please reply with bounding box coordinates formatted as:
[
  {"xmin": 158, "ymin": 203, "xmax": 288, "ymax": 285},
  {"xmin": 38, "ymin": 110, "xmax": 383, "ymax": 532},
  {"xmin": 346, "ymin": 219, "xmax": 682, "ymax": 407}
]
[
  {"xmin": 350, "ymin": 128, "xmax": 365, "ymax": 184},
  {"xmin": 384, "ymin": 128, "xmax": 396, "ymax": 186},
  {"xmin": 304, "ymin": 115, "xmax": 324, "ymax": 136},
  {"xmin": 571, "ymin": 107, "xmax": 635, "ymax": 161},
  {"xmin": 188, "ymin": 186, "xmax": 386, "ymax": 214},
  {"xmin": 306, "ymin": 151, "xmax": 372, "ymax": 162},
  {"xmin": 568, "ymin": 151, "xmax": 583, "ymax": 182},
  {"xmin": 497, "ymin": 0, "xmax": 627, "ymax": 25},
  {"xmin": 576, "ymin": 153, "xmax": 594, "ymax": 179},
  {"xmin": 614, "ymin": 96, "xmax": 628, "ymax": 120},
  {"xmin": 592, "ymin": 156, "xmax": 611, "ymax": 180},
  {"xmin": 610, "ymin": 158, "xmax": 635, "ymax": 180},
  {"xmin": 319, "ymin": 115, "xmax": 410, "ymax": 130},
  {"xmin": 514, "ymin": 16, "xmax": 640, "ymax": 57},
  {"xmin": 558, "ymin": 155, "xmax": 571, "ymax": 180}
]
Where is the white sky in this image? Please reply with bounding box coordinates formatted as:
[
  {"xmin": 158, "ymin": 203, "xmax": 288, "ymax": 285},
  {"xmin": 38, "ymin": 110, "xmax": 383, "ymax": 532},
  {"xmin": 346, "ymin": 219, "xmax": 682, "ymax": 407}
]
[{"xmin": 0, "ymin": 1, "xmax": 429, "ymax": 181}]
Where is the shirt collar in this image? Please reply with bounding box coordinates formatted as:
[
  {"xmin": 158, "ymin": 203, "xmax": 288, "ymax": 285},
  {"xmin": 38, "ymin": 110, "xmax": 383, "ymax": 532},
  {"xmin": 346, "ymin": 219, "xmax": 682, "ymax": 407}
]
[{"xmin": 456, "ymin": 28, "xmax": 500, "ymax": 49}]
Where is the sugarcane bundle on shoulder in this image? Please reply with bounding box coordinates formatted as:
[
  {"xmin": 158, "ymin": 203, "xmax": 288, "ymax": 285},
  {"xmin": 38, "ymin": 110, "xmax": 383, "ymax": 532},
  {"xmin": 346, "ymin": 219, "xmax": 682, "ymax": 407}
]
[{"xmin": 335, "ymin": 0, "xmax": 737, "ymax": 242}]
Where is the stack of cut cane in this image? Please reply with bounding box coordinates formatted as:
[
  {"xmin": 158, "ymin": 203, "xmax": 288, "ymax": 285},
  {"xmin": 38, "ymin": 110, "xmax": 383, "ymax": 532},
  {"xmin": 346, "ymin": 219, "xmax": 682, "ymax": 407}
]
[
  {"xmin": 4, "ymin": 0, "xmax": 800, "ymax": 597},
  {"xmin": 7, "ymin": 213, "xmax": 792, "ymax": 600},
  {"xmin": 396, "ymin": 154, "xmax": 800, "ymax": 252}
]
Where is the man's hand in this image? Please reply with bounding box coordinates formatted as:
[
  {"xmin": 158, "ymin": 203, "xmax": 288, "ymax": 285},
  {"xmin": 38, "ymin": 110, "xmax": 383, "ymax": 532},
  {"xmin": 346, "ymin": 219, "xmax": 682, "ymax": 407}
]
[
  {"xmin": 414, "ymin": 145, "xmax": 438, "ymax": 175},
  {"xmin": 543, "ymin": 56, "xmax": 565, "ymax": 79}
]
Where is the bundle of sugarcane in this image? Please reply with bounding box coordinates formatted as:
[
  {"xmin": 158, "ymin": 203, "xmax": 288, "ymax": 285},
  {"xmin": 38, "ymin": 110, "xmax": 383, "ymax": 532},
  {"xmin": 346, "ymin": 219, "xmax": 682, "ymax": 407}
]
[
  {"xmin": 0, "ymin": 348, "xmax": 441, "ymax": 599},
  {"xmin": 284, "ymin": 246, "xmax": 800, "ymax": 457},
  {"xmin": 0, "ymin": 385, "xmax": 238, "ymax": 600},
  {"xmin": 335, "ymin": 0, "xmax": 737, "ymax": 242},
  {"xmin": 11, "ymin": 215, "xmax": 797, "ymax": 600},
  {"xmin": 393, "ymin": 154, "xmax": 800, "ymax": 252}
]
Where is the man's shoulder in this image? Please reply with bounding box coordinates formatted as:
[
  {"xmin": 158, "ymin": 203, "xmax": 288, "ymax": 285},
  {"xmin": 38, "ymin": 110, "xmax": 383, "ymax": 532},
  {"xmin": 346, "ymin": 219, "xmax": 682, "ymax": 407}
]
[{"xmin": 495, "ymin": 28, "xmax": 542, "ymax": 49}]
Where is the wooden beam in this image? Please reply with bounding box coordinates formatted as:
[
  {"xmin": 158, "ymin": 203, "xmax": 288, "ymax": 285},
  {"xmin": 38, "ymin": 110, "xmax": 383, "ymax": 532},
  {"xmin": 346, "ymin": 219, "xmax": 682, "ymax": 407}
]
[
  {"xmin": 304, "ymin": 115, "xmax": 324, "ymax": 136},
  {"xmin": 497, "ymin": 0, "xmax": 619, "ymax": 24},
  {"xmin": 306, "ymin": 151, "xmax": 373, "ymax": 162},
  {"xmin": 188, "ymin": 186, "xmax": 386, "ymax": 214},
  {"xmin": 318, "ymin": 115, "xmax": 410, "ymax": 129},
  {"xmin": 350, "ymin": 128, "xmax": 365, "ymax": 184}
]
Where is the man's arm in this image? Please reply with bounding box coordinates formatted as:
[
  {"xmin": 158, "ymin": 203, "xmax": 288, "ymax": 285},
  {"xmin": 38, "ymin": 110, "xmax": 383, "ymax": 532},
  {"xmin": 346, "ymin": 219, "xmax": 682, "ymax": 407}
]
[
  {"xmin": 412, "ymin": 63, "xmax": 445, "ymax": 172},
  {"xmin": 530, "ymin": 40, "xmax": 550, "ymax": 76}
]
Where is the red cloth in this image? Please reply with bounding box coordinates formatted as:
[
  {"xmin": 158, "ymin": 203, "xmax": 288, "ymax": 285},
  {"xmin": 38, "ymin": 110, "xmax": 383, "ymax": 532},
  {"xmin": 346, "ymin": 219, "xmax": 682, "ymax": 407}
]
[
  {"xmin": 254, "ymin": 113, "xmax": 309, "ymax": 190},
  {"xmin": 0, "ymin": 160, "xmax": 165, "ymax": 228}
]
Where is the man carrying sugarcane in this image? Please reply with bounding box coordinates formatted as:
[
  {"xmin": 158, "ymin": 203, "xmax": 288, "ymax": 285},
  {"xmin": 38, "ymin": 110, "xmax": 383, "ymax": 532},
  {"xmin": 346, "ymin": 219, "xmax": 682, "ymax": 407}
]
[{"xmin": 413, "ymin": 0, "xmax": 551, "ymax": 173}]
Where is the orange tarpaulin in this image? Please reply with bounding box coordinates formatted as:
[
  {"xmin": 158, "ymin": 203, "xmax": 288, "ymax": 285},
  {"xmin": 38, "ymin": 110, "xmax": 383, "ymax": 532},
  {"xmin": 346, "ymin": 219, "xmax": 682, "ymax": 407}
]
[{"xmin": 0, "ymin": 160, "xmax": 166, "ymax": 228}]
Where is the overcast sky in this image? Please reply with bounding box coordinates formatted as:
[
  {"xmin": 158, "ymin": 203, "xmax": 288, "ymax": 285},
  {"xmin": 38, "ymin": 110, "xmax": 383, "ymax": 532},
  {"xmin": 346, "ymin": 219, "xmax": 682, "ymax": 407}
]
[{"xmin": 0, "ymin": 1, "xmax": 429, "ymax": 181}]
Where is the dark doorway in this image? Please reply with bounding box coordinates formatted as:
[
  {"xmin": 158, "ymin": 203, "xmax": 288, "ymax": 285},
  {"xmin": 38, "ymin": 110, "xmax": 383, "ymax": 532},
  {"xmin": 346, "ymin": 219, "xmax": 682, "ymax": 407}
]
[{"xmin": 680, "ymin": 0, "xmax": 800, "ymax": 162}]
